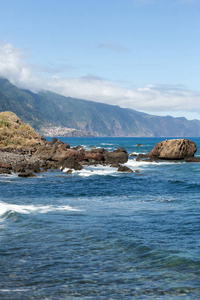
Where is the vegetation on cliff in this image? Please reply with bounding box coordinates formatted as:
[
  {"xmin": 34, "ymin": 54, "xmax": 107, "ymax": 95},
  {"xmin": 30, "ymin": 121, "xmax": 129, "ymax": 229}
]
[{"xmin": 0, "ymin": 111, "xmax": 45, "ymax": 148}]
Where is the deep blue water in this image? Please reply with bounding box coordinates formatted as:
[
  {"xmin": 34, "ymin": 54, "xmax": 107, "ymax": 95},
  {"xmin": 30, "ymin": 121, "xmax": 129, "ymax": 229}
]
[{"xmin": 0, "ymin": 137, "xmax": 200, "ymax": 299}]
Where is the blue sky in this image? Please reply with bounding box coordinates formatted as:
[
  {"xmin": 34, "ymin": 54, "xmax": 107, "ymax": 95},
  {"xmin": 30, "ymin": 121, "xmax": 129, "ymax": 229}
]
[{"xmin": 0, "ymin": 0, "xmax": 200, "ymax": 119}]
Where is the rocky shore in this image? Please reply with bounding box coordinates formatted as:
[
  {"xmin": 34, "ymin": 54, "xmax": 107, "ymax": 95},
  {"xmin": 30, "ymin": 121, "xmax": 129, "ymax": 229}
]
[
  {"xmin": 0, "ymin": 112, "xmax": 199, "ymax": 177},
  {"xmin": 0, "ymin": 136, "xmax": 130, "ymax": 176}
]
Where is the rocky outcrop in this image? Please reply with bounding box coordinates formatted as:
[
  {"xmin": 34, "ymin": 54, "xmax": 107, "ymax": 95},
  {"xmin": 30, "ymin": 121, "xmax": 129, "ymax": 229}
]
[
  {"xmin": 149, "ymin": 139, "xmax": 197, "ymax": 160},
  {"xmin": 0, "ymin": 112, "xmax": 130, "ymax": 175},
  {"xmin": 3, "ymin": 113, "xmax": 200, "ymax": 177}
]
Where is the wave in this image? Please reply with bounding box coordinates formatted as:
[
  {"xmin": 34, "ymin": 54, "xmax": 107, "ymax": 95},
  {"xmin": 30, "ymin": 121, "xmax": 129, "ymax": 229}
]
[{"xmin": 0, "ymin": 201, "xmax": 82, "ymax": 220}]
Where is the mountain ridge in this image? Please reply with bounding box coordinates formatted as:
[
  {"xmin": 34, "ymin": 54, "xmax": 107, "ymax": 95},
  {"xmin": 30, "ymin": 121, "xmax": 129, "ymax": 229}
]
[{"xmin": 0, "ymin": 77, "xmax": 200, "ymax": 137}]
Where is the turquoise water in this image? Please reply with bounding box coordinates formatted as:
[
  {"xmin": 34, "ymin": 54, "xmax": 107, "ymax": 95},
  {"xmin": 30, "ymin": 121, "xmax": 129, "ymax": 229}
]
[{"xmin": 0, "ymin": 137, "xmax": 200, "ymax": 299}]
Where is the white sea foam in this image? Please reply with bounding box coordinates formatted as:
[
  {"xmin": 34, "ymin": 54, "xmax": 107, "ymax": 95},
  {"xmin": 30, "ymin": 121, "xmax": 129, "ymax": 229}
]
[
  {"xmin": 77, "ymin": 165, "xmax": 118, "ymax": 177},
  {"xmin": 0, "ymin": 288, "xmax": 29, "ymax": 292},
  {"xmin": 61, "ymin": 157, "xmax": 182, "ymax": 177},
  {"xmin": 125, "ymin": 159, "xmax": 154, "ymax": 168},
  {"xmin": 125, "ymin": 158, "xmax": 182, "ymax": 169},
  {"xmin": 62, "ymin": 167, "xmax": 74, "ymax": 173},
  {"xmin": 0, "ymin": 201, "xmax": 82, "ymax": 218},
  {"xmin": 130, "ymin": 152, "xmax": 146, "ymax": 155}
]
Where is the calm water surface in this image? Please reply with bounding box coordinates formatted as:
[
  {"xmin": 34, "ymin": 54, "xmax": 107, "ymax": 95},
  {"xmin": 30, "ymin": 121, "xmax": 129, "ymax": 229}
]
[{"xmin": 0, "ymin": 137, "xmax": 200, "ymax": 299}]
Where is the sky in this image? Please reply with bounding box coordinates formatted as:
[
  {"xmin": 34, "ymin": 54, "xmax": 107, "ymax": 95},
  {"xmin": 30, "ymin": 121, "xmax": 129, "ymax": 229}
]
[{"xmin": 0, "ymin": 0, "xmax": 200, "ymax": 119}]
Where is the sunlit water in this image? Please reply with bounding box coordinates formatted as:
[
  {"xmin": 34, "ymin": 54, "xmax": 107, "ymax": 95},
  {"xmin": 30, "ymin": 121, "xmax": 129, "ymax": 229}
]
[{"xmin": 0, "ymin": 137, "xmax": 200, "ymax": 299}]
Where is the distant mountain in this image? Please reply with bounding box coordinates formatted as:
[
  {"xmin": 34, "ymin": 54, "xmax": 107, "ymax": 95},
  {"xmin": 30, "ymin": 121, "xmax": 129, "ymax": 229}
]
[{"xmin": 0, "ymin": 77, "xmax": 200, "ymax": 137}]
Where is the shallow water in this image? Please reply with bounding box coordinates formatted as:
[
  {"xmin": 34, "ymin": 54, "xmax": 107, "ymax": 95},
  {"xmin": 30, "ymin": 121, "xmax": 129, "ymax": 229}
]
[{"xmin": 0, "ymin": 137, "xmax": 200, "ymax": 299}]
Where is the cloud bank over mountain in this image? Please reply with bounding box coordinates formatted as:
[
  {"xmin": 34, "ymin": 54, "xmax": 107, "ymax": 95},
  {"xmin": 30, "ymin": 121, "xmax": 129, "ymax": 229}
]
[{"xmin": 0, "ymin": 42, "xmax": 200, "ymax": 120}]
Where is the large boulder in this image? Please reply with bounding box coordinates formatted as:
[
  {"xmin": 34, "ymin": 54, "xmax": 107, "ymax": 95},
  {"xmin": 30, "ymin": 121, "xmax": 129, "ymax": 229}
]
[{"xmin": 149, "ymin": 139, "xmax": 197, "ymax": 160}]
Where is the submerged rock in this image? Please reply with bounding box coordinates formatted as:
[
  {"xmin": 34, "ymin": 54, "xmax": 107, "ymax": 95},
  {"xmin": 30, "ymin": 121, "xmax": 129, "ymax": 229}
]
[{"xmin": 149, "ymin": 139, "xmax": 197, "ymax": 160}]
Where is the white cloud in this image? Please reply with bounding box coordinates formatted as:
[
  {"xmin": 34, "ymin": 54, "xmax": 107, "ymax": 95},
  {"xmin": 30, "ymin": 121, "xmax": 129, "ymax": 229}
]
[
  {"xmin": 47, "ymin": 77, "xmax": 200, "ymax": 115},
  {"xmin": 0, "ymin": 42, "xmax": 42, "ymax": 91},
  {"xmin": 1, "ymin": 42, "xmax": 200, "ymax": 119}
]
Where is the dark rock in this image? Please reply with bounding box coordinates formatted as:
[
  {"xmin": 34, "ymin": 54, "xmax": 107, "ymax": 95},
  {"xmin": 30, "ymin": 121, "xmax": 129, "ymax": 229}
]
[
  {"xmin": 52, "ymin": 148, "xmax": 84, "ymax": 162},
  {"xmin": 0, "ymin": 163, "xmax": 12, "ymax": 169},
  {"xmin": 137, "ymin": 153, "xmax": 149, "ymax": 159},
  {"xmin": 105, "ymin": 148, "xmax": 128, "ymax": 164},
  {"xmin": 34, "ymin": 145, "xmax": 56, "ymax": 161},
  {"xmin": 18, "ymin": 171, "xmax": 36, "ymax": 177},
  {"xmin": 149, "ymin": 139, "xmax": 197, "ymax": 160},
  {"xmin": 84, "ymin": 150, "xmax": 104, "ymax": 162},
  {"xmin": 130, "ymin": 153, "xmax": 138, "ymax": 157},
  {"xmin": 13, "ymin": 164, "xmax": 26, "ymax": 173},
  {"xmin": 185, "ymin": 157, "xmax": 200, "ymax": 162},
  {"xmin": 110, "ymin": 163, "xmax": 120, "ymax": 168},
  {"xmin": 143, "ymin": 158, "xmax": 153, "ymax": 162},
  {"xmin": 114, "ymin": 147, "xmax": 127, "ymax": 153},
  {"xmin": 0, "ymin": 167, "xmax": 12, "ymax": 174},
  {"xmin": 117, "ymin": 166, "xmax": 133, "ymax": 173},
  {"xmin": 61, "ymin": 142, "xmax": 70, "ymax": 149},
  {"xmin": 29, "ymin": 161, "xmax": 40, "ymax": 173},
  {"xmin": 73, "ymin": 145, "xmax": 84, "ymax": 151},
  {"xmin": 135, "ymin": 169, "xmax": 140, "ymax": 173},
  {"xmin": 65, "ymin": 169, "xmax": 73, "ymax": 174},
  {"xmin": 137, "ymin": 144, "xmax": 143, "ymax": 146},
  {"xmin": 51, "ymin": 137, "xmax": 60, "ymax": 144},
  {"xmin": 61, "ymin": 157, "xmax": 83, "ymax": 171},
  {"xmin": 80, "ymin": 160, "xmax": 101, "ymax": 166}
]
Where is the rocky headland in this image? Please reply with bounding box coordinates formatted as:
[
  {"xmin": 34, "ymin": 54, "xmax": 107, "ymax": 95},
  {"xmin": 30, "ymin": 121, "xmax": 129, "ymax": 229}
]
[
  {"xmin": 0, "ymin": 112, "xmax": 130, "ymax": 176},
  {"xmin": 0, "ymin": 112, "xmax": 199, "ymax": 177}
]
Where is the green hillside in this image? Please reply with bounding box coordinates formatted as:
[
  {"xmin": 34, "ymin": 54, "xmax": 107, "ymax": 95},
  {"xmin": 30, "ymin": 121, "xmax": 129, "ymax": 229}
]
[{"xmin": 0, "ymin": 77, "xmax": 200, "ymax": 137}]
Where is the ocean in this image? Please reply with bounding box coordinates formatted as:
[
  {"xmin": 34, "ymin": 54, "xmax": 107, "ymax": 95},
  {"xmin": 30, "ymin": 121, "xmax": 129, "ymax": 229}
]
[{"xmin": 0, "ymin": 137, "xmax": 200, "ymax": 299}]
